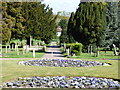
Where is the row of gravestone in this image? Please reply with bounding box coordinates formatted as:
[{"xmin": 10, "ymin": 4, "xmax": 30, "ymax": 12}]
[
  {"xmin": 61, "ymin": 43, "xmax": 119, "ymax": 57},
  {"xmin": 4, "ymin": 43, "xmax": 46, "ymax": 58}
]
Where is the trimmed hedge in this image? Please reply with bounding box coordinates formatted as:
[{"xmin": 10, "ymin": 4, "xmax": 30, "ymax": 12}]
[{"xmin": 66, "ymin": 43, "xmax": 83, "ymax": 56}]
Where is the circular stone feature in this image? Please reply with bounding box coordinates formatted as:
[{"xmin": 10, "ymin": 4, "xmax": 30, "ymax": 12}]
[
  {"xmin": 1, "ymin": 76, "xmax": 120, "ymax": 89},
  {"xmin": 18, "ymin": 59, "xmax": 110, "ymax": 67}
]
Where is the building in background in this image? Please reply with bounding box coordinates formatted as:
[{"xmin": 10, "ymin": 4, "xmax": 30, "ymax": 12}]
[{"xmin": 56, "ymin": 26, "xmax": 62, "ymax": 37}]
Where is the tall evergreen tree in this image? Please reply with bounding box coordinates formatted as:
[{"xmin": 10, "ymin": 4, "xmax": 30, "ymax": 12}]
[
  {"xmin": 22, "ymin": 2, "xmax": 57, "ymax": 44},
  {"xmin": 67, "ymin": 12, "xmax": 76, "ymax": 43},
  {"xmin": 2, "ymin": 2, "xmax": 57, "ymax": 44},
  {"xmin": 105, "ymin": 2, "xmax": 119, "ymax": 48},
  {"xmin": 69, "ymin": 2, "xmax": 106, "ymax": 48}
]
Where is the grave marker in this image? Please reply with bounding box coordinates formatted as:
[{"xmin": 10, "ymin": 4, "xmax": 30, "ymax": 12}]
[
  {"xmin": 33, "ymin": 49, "xmax": 35, "ymax": 58},
  {"xmin": 5, "ymin": 45, "xmax": 8, "ymax": 53},
  {"xmin": 113, "ymin": 44, "xmax": 118, "ymax": 56}
]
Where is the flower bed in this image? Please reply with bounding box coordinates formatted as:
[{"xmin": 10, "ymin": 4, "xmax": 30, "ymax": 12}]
[
  {"xmin": 2, "ymin": 76, "xmax": 120, "ymax": 89},
  {"xmin": 18, "ymin": 59, "xmax": 110, "ymax": 67}
]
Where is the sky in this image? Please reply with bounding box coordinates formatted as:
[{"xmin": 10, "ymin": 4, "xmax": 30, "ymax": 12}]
[{"xmin": 43, "ymin": 0, "xmax": 80, "ymax": 14}]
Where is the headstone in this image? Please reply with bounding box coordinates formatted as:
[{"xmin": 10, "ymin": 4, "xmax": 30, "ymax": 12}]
[
  {"xmin": 113, "ymin": 44, "xmax": 118, "ymax": 56},
  {"xmin": 26, "ymin": 45, "xmax": 29, "ymax": 53},
  {"xmin": 16, "ymin": 45, "xmax": 19, "ymax": 55},
  {"xmin": 23, "ymin": 46, "xmax": 26, "ymax": 54},
  {"xmin": 33, "ymin": 49, "xmax": 35, "ymax": 58},
  {"xmin": 15, "ymin": 45, "xmax": 17, "ymax": 51},
  {"xmin": 63, "ymin": 44, "xmax": 66, "ymax": 52},
  {"xmin": 90, "ymin": 45, "xmax": 93, "ymax": 55},
  {"xmin": 6, "ymin": 45, "xmax": 8, "ymax": 53},
  {"xmin": 67, "ymin": 48, "xmax": 70, "ymax": 57},
  {"xmin": 43, "ymin": 46, "xmax": 46, "ymax": 52}
]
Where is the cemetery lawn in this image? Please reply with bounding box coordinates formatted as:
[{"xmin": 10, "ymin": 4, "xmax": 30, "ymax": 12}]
[
  {"xmin": 2, "ymin": 48, "xmax": 44, "ymax": 58},
  {"xmin": 1, "ymin": 59, "xmax": 119, "ymax": 85}
]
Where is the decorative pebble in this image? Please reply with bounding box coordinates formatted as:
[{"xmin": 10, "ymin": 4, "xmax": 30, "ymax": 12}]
[
  {"xmin": 2, "ymin": 76, "xmax": 120, "ymax": 89},
  {"xmin": 18, "ymin": 59, "xmax": 110, "ymax": 67}
]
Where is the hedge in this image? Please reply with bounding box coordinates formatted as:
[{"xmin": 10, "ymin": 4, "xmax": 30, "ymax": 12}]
[{"xmin": 66, "ymin": 43, "xmax": 83, "ymax": 56}]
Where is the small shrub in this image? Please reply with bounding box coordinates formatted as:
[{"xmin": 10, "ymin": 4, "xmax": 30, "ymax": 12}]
[{"xmin": 66, "ymin": 43, "xmax": 83, "ymax": 56}]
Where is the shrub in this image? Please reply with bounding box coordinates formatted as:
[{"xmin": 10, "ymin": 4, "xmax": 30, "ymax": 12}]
[{"xmin": 66, "ymin": 43, "xmax": 83, "ymax": 56}]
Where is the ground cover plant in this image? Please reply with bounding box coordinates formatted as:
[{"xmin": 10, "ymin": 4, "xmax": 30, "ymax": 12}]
[
  {"xmin": 18, "ymin": 59, "xmax": 110, "ymax": 67},
  {"xmin": 1, "ymin": 76, "xmax": 120, "ymax": 89}
]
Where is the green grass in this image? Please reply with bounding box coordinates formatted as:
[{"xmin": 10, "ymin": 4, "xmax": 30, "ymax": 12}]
[
  {"xmin": 61, "ymin": 47, "xmax": 119, "ymax": 59},
  {"xmin": 71, "ymin": 51, "xmax": 119, "ymax": 60},
  {"xmin": 1, "ymin": 59, "xmax": 119, "ymax": 85},
  {"xmin": 2, "ymin": 48, "xmax": 44, "ymax": 58}
]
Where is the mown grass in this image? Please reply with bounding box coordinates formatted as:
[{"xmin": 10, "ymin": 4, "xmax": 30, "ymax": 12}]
[
  {"xmin": 71, "ymin": 51, "xmax": 119, "ymax": 60},
  {"xmin": 1, "ymin": 59, "xmax": 119, "ymax": 85},
  {"xmin": 2, "ymin": 48, "xmax": 44, "ymax": 58},
  {"xmin": 61, "ymin": 47, "xmax": 119, "ymax": 60}
]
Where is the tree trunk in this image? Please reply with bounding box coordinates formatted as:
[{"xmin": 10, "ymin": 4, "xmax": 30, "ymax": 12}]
[
  {"xmin": 88, "ymin": 45, "xmax": 90, "ymax": 53},
  {"xmin": 26, "ymin": 37, "xmax": 30, "ymax": 46}
]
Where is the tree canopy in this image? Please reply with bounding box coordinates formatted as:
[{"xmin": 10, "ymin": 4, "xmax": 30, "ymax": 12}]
[
  {"xmin": 2, "ymin": 2, "xmax": 57, "ymax": 44},
  {"xmin": 67, "ymin": 2, "xmax": 107, "ymax": 48}
]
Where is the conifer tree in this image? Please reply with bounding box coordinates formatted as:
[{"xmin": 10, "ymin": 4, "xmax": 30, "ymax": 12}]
[
  {"xmin": 68, "ymin": 2, "xmax": 107, "ymax": 48},
  {"xmin": 67, "ymin": 12, "xmax": 76, "ymax": 43},
  {"xmin": 105, "ymin": 2, "xmax": 119, "ymax": 48}
]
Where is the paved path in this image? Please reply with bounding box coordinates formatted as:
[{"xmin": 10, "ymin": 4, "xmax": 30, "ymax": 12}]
[{"xmin": 41, "ymin": 42, "xmax": 67, "ymax": 59}]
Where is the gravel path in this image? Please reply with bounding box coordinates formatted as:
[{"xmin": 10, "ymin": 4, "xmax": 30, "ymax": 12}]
[{"xmin": 41, "ymin": 42, "xmax": 67, "ymax": 59}]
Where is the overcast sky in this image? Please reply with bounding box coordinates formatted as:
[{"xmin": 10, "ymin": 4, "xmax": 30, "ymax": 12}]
[{"xmin": 43, "ymin": 0, "xmax": 80, "ymax": 14}]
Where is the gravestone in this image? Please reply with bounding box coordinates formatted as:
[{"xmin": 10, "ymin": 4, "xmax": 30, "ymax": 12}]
[
  {"xmin": 5, "ymin": 45, "xmax": 8, "ymax": 53},
  {"xmin": 67, "ymin": 48, "xmax": 70, "ymax": 57},
  {"xmin": 43, "ymin": 46, "xmax": 46, "ymax": 52},
  {"xmin": 63, "ymin": 44, "xmax": 66, "ymax": 52},
  {"xmin": 22, "ymin": 46, "xmax": 26, "ymax": 54},
  {"xmin": 16, "ymin": 45, "xmax": 19, "ymax": 55},
  {"xmin": 90, "ymin": 45, "xmax": 93, "ymax": 55},
  {"xmin": 113, "ymin": 44, "xmax": 118, "ymax": 56},
  {"xmin": 26, "ymin": 45, "xmax": 29, "ymax": 53},
  {"xmin": 33, "ymin": 49, "xmax": 35, "ymax": 58},
  {"xmin": 15, "ymin": 45, "xmax": 17, "ymax": 51}
]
